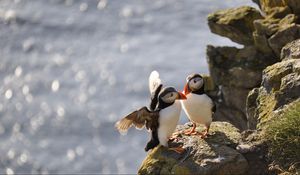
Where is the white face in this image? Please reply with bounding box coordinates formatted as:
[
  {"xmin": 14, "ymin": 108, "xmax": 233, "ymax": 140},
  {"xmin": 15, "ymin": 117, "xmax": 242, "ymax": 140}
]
[
  {"xmin": 161, "ymin": 92, "xmax": 178, "ymax": 103},
  {"xmin": 188, "ymin": 77, "xmax": 203, "ymax": 91}
]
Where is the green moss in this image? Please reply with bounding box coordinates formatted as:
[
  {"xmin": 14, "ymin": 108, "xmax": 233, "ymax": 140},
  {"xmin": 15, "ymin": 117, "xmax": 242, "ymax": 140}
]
[
  {"xmin": 263, "ymin": 100, "xmax": 300, "ymax": 173},
  {"xmin": 138, "ymin": 146, "xmax": 191, "ymax": 175},
  {"xmin": 257, "ymin": 88, "xmax": 277, "ymax": 129},
  {"xmin": 171, "ymin": 165, "xmax": 190, "ymax": 175},
  {"xmin": 207, "ymin": 6, "xmax": 262, "ymax": 45},
  {"xmin": 263, "ymin": 59, "xmax": 294, "ymax": 92},
  {"xmin": 139, "ymin": 147, "xmax": 191, "ymax": 175},
  {"xmin": 260, "ymin": 0, "xmax": 286, "ymax": 15}
]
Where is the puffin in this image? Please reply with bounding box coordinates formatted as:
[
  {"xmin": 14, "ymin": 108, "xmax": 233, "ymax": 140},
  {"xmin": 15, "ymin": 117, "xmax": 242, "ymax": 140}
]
[
  {"xmin": 181, "ymin": 73, "xmax": 216, "ymax": 138},
  {"xmin": 115, "ymin": 71, "xmax": 186, "ymax": 153}
]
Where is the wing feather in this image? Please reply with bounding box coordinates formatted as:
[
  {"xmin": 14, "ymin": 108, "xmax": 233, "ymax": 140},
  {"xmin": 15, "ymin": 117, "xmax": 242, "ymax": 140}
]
[
  {"xmin": 149, "ymin": 71, "xmax": 163, "ymax": 110},
  {"xmin": 149, "ymin": 70, "xmax": 162, "ymax": 95},
  {"xmin": 115, "ymin": 107, "xmax": 159, "ymax": 134}
]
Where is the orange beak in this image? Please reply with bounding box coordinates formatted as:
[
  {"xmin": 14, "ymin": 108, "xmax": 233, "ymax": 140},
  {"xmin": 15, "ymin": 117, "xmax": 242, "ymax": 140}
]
[
  {"xmin": 183, "ymin": 83, "xmax": 191, "ymax": 95},
  {"xmin": 177, "ymin": 92, "xmax": 187, "ymax": 100}
]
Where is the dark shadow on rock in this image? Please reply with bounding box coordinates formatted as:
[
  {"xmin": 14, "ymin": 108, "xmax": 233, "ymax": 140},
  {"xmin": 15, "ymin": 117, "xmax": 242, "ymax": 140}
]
[{"xmin": 205, "ymin": 130, "xmax": 237, "ymax": 149}]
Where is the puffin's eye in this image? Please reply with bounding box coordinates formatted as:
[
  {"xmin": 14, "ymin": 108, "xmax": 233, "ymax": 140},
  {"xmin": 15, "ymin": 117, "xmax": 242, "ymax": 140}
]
[{"xmin": 170, "ymin": 93, "xmax": 173, "ymax": 97}]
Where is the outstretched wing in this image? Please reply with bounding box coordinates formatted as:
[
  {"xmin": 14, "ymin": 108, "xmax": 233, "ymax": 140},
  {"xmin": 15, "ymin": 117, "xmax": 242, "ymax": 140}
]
[
  {"xmin": 149, "ymin": 71, "xmax": 163, "ymax": 111},
  {"xmin": 115, "ymin": 106, "xmax": 159, "ymax": 134}
]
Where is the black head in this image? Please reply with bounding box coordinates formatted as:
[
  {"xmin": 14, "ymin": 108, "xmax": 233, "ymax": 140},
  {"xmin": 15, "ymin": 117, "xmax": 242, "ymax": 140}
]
[
  {"xmin": 157, "ymin": 87, "xmax": 186, "ymax": 110},
  {"xmin": 183, "ymin": 73, "xmax": 205, "ymax": 95}
]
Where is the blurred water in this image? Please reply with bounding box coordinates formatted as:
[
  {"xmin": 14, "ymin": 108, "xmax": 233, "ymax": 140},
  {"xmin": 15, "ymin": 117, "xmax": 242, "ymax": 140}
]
[{"xmin": 0, "ymin": 0, "xmax": 255, "ymax": 174}]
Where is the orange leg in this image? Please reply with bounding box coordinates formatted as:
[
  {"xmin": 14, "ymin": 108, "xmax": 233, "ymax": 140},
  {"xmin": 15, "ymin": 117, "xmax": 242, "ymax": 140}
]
[
  {"xmin": 189, "ymin": 124, "xmax": 210, "ymax": 138},
  {"xmin": 200, "ymin": 124, "xmax": 210, "ymax": 138},
  {"xmin": 184, "ymin": 122, "xmax": 198, "ymax": 135}
]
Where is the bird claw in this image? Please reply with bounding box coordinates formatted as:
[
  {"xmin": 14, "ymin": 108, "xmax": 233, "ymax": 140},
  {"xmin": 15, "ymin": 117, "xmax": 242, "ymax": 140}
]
[
  {"xmin": 168, "ymin": 136, "xmax": 178, "ymax": 142},
  {"xmin": 184, "ymin": 130, "xmax": 209, "ymax": 138},
  {"xmin": 168, "ymin": 132, "xmax": 181, "ymax": 142},
  {"xmin": 198, "ymin": 131, "xmax": 209, "ymax": 138},
  {"xmin": 183, "ymin": 122, "xmax": 197, "ymax": 135},
  {"xmin": 184, "ymin": 130, "xmax": 198, "ymax": 135}
]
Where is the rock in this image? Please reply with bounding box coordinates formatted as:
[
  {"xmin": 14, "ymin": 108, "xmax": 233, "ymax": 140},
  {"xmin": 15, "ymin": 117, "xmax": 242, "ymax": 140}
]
[
  {"xmin": 207, "ymin": 45, "xmax": 274, "ymax": 89},
  {"xmin": 221, "ymin": 86, "xmax": 249, "ymax": 113},
  {"xmin": 253, "ymin": 17, "xmax": 281, "ymax": 37},
  {"xmin": 281, "ymin": 38, "xmax": 300, "ymax": 60},
  {"xmin": 259, "ymin": 0, "xmax": 287, "ymax": 15},
  {"xmin": 253, "ymin": 31, "xmax": 274, "ymax": 54},
  {"xmin": 251, "ymin": 2, "xmax": 300, "ymax": 57},
  {"xmin": 253, "ymin": 14, "xmax": 298, "ymax": 55},
  {"xmin": 266, "ymin": 6, "xmax": 292, "ymax": 18},
  {"xmin": 238, "ymin": 130, "xmax": 269, "ymax": 175},
  {"xmin": 246, "ymin": 40, "xmax": 300, "ymax": 129},
  {"xmin": 258, "ymin": 0, "xmax": 286, "ymax": 15},
  {"xmin": 138, "ymin": 122, "xmax": 248, "ymax": 175},
  {"xmin": 262, "ymin": 59, "xmax": 296, "ymax": 92},
  {"xmin": 202, "ymin": 74, "xmax": 216, "ymax": 92},
  {"xmin": 212, "ymin": 105, "xmax": 248, "ymax": 130},
  {"xmin": 236, "ymin": 144, "xmax": 256, "ymax": 154},
  {"xmin": 246, "ymin": 88, "xmax": 260, "ymax": 129},
  {"xmin": 208, "ymin": 6, "xmax": 262, "ymax": 45},
  {"xmin": 258, "ymin": 0, "xmax": 300, "ymax": 16},
  {"xmin": 205, "ymin": 2, "xmax": 300, "ymax": 174},
  {"xmin": 211, "ymin": 86, "xmax": 249, "ymax": 130},
  {"xmin": 206, "ymin": 45, "xmax": 277, "ymax": 130},
  {"xmin": 268, "ymin": 24, "xmax": 300, "ymax": 57},
  {"xmin": 285, "ymin": 0, "xmax": 300, "ymax": 15},
  {"xmin": 275, "ymin": 71, "xmax": 300, "ymax": 107}
]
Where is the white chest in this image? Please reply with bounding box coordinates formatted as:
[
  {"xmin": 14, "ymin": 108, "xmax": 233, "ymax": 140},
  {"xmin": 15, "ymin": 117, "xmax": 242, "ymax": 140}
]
[
  {"xmin": 159, "ymin": 101, "xmax": 181, "ymax": 127},
  {"xmin": 157, "ymin": 101, "xmax": 181, "ymax": 145},
  {"xmin": 181, "ymin": 93, "xmax": 213, "ymax": 124}
]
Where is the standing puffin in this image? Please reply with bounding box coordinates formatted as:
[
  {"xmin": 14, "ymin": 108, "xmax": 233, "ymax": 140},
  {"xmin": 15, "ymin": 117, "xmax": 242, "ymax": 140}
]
[
  {"xmin": 181, "ymin": 73, "xmax": 216, "ymax": 138},
  {"xmin": 115, "ymin": 71, "xmax": 186, "ymax": 153}
]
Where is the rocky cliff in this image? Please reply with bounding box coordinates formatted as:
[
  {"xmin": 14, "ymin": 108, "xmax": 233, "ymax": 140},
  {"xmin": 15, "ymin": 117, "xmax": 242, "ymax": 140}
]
[
  {"xmin": 139, "ymin": 0, "xmax": 300, "ymax": 174},
  {"xmin": 207, "ymin": 0, "xmax": 300, "ymax": 130}
]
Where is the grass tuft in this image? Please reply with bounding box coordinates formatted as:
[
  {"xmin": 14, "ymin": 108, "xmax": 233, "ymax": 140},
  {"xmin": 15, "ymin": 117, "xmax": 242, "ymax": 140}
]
[{"xmin": 263, "ymin": 100, "xmax": 300, "ymax": 174}]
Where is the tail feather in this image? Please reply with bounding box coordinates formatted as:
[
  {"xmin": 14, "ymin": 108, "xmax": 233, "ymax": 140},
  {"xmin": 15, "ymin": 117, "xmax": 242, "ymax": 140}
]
[
  {"xmin": 145, "ymin": 138, "xmax": 159, "ymax": 152},
  {"xmin": 144, "ymin": 129, "xmax": 159, "ymax": 151}
]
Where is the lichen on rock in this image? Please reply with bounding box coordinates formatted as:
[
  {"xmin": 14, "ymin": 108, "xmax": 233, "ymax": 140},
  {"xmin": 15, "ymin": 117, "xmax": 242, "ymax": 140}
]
[
  {"xmin": 243, "ymin": 39, "xmax": 300, "ymax": 174},
  {"xmin": 253, "ymin": 14, "xmax": 299, "ymax": 55},
  {"xmin": 281, "ymin": 38, "xmax": 300, "ymax": 60},
  {"xmin": 206, "ymin": 45, "xmax": 276, "ymax": 130},
  {"xmin": 138, "ymin": 122, "xmax": 248, "ymax": 175},
  {"xmin": 208, "ymin": 6, "xmax": 262, "ymax": 45},
  {"xmin": 247, "ymin": 56, "xmax": 300, "ymax": 129},
  {"xmin": 257, "ymin": 0, "xmax": 300, "ymax": 16}
]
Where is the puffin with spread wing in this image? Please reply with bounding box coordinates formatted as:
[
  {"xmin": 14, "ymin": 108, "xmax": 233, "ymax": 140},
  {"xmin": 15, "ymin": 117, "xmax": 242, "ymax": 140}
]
[{"xmin": 115, "ymin": 71, "xmax": 186, "ymax": 153}]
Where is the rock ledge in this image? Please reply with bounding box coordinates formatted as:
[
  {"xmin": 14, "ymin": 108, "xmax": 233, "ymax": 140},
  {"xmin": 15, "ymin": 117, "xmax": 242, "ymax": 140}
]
[{"xmin": 138, "ymin": 122, "xmax": 248, "ymax": 175}]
